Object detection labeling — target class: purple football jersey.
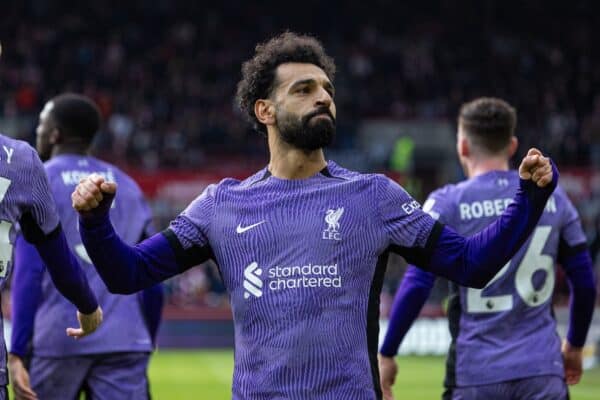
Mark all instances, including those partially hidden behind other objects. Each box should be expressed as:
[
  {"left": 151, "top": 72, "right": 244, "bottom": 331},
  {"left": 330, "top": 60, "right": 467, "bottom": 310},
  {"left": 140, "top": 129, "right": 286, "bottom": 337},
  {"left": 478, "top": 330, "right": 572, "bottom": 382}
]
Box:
[
  {"left": 423, "top": 170, "right": 586, "bottom": 387},
  {"left": 32, "top": 155, "right": 154, "bottom": 356},
  {"left": 0, "top": 134, "right": 60, "bottom": 385},
  {"left": 168, "top": 161, "right": 435, "bottom": 399}
]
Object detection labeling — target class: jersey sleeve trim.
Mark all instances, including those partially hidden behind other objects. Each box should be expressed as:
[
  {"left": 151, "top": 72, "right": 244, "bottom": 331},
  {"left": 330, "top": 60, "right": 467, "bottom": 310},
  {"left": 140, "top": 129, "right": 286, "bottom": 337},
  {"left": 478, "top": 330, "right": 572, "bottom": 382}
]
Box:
[
  {"left": 161, "top": 228, "right": 214, "bottom": 270},
  {"left": 559, "top": 240, "right": 588, "bottom": 259},
  {"left": 389, "top": 221, "right": 444, "bottom": 267},
  {"left": 19, "top": 212, "right": 61, "bottom": 244}
]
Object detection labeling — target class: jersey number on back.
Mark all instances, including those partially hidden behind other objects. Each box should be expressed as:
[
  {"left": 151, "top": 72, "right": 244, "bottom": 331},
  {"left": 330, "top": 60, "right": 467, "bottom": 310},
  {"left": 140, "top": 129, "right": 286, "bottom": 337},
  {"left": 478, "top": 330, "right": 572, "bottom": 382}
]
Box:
[
  {"left": 0, "top": 177, "right": 13, "bottom": 278},
  {"left": 467, "top": 226, "right": 554, "bottom": 313}
]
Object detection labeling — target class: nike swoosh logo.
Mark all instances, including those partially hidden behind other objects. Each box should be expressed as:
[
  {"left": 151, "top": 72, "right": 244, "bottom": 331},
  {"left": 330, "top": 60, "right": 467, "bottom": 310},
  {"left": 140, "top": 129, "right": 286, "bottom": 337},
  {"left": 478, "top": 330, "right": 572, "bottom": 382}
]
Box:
[{"left": 236, "top": 221, "right": 266, "bottom": 234}]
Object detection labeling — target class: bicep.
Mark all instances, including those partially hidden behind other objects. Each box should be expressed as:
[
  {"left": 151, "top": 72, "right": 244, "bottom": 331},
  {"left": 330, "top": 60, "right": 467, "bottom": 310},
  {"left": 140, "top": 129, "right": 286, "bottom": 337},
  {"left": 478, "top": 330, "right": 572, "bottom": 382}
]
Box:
[
  {"left": 23, "top": 152, "right": 60, "bottom": 241},
  {"left": 403, "top": 264, "right": 437, "bottom": 289},
  {"left": 12, "top": 235, "right": 45, "bottom": 291}
]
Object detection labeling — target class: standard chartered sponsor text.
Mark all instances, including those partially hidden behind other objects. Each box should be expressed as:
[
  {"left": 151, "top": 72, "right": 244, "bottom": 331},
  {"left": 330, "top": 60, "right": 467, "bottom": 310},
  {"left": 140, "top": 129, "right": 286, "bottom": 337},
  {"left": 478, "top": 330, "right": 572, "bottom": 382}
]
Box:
[{"left": 268, "top": 263, "right": 341, "bottom": 290}]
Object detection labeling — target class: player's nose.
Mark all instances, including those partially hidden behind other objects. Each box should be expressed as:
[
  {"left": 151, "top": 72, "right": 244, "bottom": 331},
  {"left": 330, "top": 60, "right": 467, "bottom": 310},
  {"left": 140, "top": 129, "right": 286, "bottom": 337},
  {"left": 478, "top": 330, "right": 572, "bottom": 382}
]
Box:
[{"left": 315, "top": 87, "right": 332, "bottom": 108}]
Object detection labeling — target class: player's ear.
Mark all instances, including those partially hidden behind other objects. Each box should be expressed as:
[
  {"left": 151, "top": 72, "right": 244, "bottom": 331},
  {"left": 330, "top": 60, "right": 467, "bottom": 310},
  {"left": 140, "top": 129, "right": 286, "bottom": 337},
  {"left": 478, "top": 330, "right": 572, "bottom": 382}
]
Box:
[
  {"left": 49, "top": 127, "right": 61, "bottom": 145},
  {"left": 255, "top": 99, "right": 275, "bottom": 126},
  {"left": 507, "top": 136, "right": 518, "bottom": 158},
  {"left": 458, "top": 134, "right": 469, "bottom": 158}
]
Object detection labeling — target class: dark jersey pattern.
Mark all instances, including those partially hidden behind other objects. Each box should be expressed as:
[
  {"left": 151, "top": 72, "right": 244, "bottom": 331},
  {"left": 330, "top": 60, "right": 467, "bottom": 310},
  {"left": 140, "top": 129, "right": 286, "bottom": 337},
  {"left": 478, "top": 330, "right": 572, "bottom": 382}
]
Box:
[
  {"left": 422, "top": 170, "right": 587, "bottom": 387},
  {"left": 168, "top": 161, "right": 435, "bottom": 400},
  {"left": 0, "top": 134, "right": 60, "bottom": 385},
  {"left": 17, "top": 155, "right": 154, "bottom": 356}
]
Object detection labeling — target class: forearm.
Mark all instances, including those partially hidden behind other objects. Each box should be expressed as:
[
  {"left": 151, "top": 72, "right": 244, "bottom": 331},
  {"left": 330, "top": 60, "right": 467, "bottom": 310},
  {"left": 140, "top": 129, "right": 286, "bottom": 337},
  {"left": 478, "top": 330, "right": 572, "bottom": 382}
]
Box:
[
  {"left": 380, "top": 266, "right": 435, "bottom": 356},
  {"left": 426, "top": 166, "right": 557, "bottom": 288},
  {"left": 33, "top": 226, "right": 98, "bottom": 314},
  {"left": 10, "top": 236, "right": 43, "bottom": 357},
  {"left": 80, "top": 214, "right": 183, "bottom": 294},
  {"left": 141, "top": 284, "right": 164, "bottom": 345},
  {"left": 564, "top": 250, "right": 597, "bottom": 347}
]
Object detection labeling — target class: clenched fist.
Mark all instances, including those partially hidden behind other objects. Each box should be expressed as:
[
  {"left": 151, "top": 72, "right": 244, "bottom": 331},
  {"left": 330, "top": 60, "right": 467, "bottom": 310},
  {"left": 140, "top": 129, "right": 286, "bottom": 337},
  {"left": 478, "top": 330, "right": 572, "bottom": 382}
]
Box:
[
  {"left": 518, "top": 148, "right": 554, "bottom": 188},
  {"left": 562, "top": 340, "right": 583, "bottom": 385},
  {"left": 72, "top": 174, "right": 117, "bottom": 214}
]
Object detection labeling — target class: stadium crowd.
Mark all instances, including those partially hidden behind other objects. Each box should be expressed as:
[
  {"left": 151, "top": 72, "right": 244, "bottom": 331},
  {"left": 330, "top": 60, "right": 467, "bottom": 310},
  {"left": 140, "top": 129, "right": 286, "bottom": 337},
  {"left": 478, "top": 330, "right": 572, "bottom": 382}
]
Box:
[
  {"left": 1, "top": 1, "right": 599, "bottom": 168},
  {"left": 1, "top": 0, "right": 599, "bottom": 310}
]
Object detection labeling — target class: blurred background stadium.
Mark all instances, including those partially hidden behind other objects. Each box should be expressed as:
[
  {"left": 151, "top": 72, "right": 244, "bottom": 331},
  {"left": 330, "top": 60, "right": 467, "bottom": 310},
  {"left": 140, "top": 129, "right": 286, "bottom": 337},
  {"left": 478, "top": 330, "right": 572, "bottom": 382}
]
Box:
[{"left": 1, "top": 0, "right": 599, "bottom": 398}]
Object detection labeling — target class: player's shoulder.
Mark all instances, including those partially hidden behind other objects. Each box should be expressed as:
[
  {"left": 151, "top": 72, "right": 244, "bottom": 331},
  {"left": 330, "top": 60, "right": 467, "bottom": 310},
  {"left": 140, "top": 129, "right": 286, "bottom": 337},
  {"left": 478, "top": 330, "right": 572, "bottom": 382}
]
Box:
[
  {"left": 234, "top": 167, "right": 272, "bottom": 188},
  {"left": 418, "top": 183, "right": 462, "bottom": 219},
  {"left": 0, "top": 134, "right": 37, "bottom": 160},
  {"left": 325, "top": 161, "right": 368, "bottom": 181},
  {"left": 441, "top": 170, "right": 521, "bottom": 200},
  {"left": 210, "top": 161, "right": 409, "bottom": 194},
  {"left": 428, "top": 177, "right": 484, "bottom": 201},
  {"left": 188, "top": 175, "right": 249, "bottom": 203},
  {"left": 551, "top": 183, "right": 571, "bottom": 202},
  {"left": 324, "top": 162, "right": 399, "bottom": 190},
  {"left": 209, "top": 168, "right": 267, "bottom": 193},
  {"left": 0, "top": 134, "right": 42, "bottom": 173},
  {"left": 428, "top": 182, "right": 462, "bottom": 200},
  {"left": 549, "top": 183, "right": 578, "bottom": 217},
  {"left": 100, "top": 159, "right": 139, "bottom": 189},
  {"left": 326, "top": 162, "right": 419, "bottom": 203},
  {"left": 43, "top": 154, "right": 80, "bottom": 174},
  {"left": 0, "top": 133, "right": 29, "bottom": 149}
]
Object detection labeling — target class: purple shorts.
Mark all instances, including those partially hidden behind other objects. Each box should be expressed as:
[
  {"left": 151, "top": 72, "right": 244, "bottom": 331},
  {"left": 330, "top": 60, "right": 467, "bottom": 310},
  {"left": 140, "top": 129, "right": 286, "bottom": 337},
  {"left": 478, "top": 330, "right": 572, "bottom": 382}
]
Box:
[
  {"left": 30, "top": 352, "right": 150, "bottom": 400},
  {"left": 444, "top": 375, "right": 568, "bottom": 400}
]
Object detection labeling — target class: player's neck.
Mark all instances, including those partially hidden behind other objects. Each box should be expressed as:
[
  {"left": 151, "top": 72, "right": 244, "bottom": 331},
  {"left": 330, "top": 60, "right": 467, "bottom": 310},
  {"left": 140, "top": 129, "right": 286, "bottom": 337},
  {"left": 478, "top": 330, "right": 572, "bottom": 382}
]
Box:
[
  {"left": 267, "top": 132, "right": 327, "bottom": 179},
  {"left": 467, "top": 157, "right": 510, "bottom": 178},
  {"left": 52, "top": 143, "right": 89, "bottom": 158}
]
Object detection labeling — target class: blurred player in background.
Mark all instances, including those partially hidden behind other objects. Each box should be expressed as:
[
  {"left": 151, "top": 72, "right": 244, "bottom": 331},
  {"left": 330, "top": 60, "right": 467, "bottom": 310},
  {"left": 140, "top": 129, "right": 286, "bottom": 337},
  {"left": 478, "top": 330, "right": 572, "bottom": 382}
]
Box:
[
  {"left": 8, "top": 94, "right": 163, "bottom": 400},
  {"left": 0, "top": 136, "right": 102, "bottom": 399},
  {"left": 379, "top": 98, "right": 597, "bottom": 400},
  {"left": 72, "top": 33, "right": 557, "bottom": 399}
]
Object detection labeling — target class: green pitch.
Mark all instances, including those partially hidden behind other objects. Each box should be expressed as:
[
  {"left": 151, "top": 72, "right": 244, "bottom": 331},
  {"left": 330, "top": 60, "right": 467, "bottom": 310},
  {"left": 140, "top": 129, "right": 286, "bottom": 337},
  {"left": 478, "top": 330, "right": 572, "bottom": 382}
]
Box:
[{"left": 148, "top": 350, "right": 600, "bottom": 399}]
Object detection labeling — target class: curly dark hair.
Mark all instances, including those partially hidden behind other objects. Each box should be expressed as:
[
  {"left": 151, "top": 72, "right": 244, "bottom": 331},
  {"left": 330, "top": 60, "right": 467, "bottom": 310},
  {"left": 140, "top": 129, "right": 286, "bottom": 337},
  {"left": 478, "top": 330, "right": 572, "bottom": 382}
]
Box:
[
  {"left": 236, "top": 31, "right": 336, "bottom": 135},
  {"left": 459, "top": 97, "right": 517, "bottom": 153}
]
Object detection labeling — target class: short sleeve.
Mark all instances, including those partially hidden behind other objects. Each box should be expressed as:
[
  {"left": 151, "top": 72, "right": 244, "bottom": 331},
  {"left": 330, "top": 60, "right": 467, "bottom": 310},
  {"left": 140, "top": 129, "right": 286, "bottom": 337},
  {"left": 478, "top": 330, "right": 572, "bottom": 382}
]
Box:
[
  {"left": 377, "top": 176, "right": 436, "bottom": 250},
  {"left": 168, "top": 184, "right": 216, "bottom": 250},
  {"left": 20, "top": 149, "right": 60, "bottom": 242},
  {"left": 421, "top": 186, "right": 455, "bottom": 226}
]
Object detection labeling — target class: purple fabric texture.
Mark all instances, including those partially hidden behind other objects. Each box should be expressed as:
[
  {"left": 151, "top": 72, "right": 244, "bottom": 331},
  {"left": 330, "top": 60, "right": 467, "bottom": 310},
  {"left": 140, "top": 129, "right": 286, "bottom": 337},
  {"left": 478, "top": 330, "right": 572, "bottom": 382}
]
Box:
[
  {"left": 80, "top": 216, "right": 183, "bottom": 293},
  {"left": 13, "top": 154, "right": 160, "bottom": 358},
  {"left": 425, "top": 165, "right": 558, "bottom": 288},
  {"left": 562, "top": 250, "right": 597, "bottom": 347},
  {"left": 10, "top": 235, "right": 44, "bottom": 357},
  {"left": 379, "top": 265, "right": 435, "bottom": 356}
]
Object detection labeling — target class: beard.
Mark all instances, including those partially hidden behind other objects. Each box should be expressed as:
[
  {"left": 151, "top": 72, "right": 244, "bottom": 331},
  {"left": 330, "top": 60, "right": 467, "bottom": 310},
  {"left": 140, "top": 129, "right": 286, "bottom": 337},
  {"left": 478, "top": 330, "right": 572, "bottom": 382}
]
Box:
[{"left": 276, "top": 107, "right": 336, "bottom": 151}]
